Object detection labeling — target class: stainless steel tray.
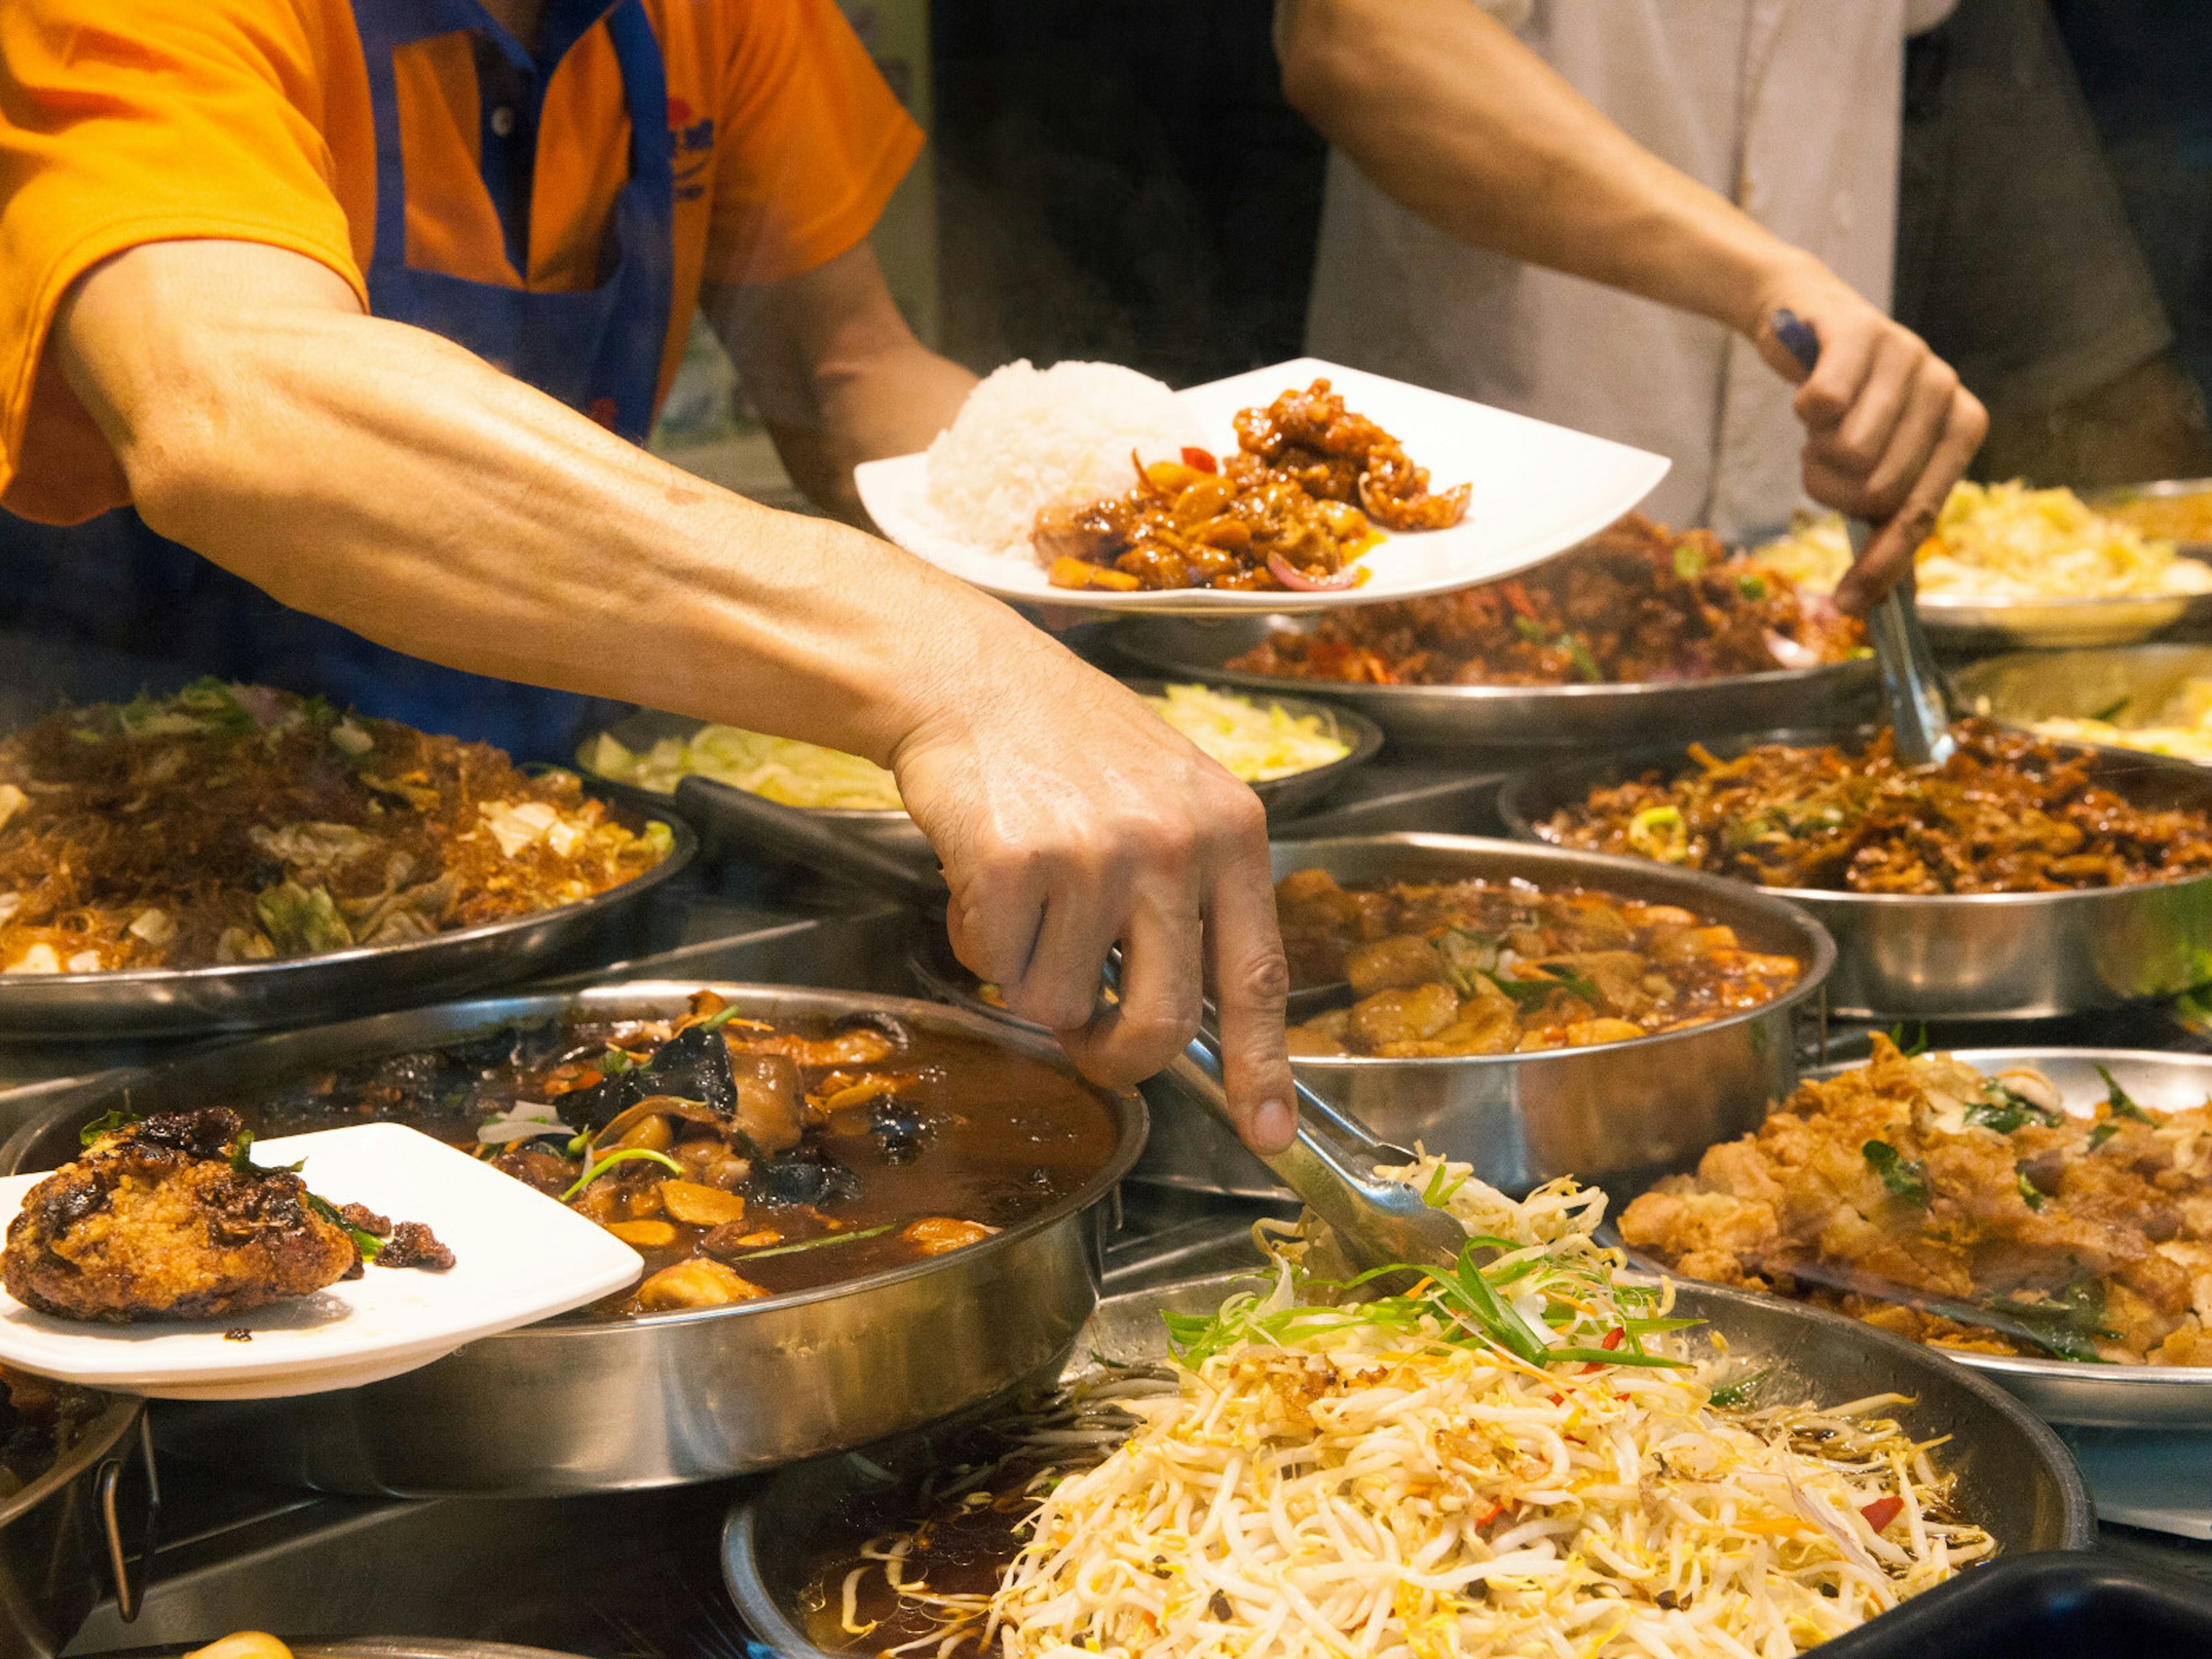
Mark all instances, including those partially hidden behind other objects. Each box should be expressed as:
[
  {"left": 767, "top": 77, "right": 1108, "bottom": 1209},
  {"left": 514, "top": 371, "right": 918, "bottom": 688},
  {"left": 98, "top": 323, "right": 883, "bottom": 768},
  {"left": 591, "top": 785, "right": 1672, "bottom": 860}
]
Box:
[
  {"left": 1956, "top": 644, "right": 2212, "bottom": 757},
  {"left": 721, "top": 1267, "right": 2093, "bottom": 1659},
  {"left": 1112, "top": 613, "right": 1878, "bottom": 748},
  {"left": 581, "top": 688, "right": 1384, "bottom": 863},
  {"left": 1499, "top": 728, "right": 2212, "bottom": 1021},
  {"left": 1, "top": 982, "right": 1143, "bottom": 1495},
  {"left": 1267, "top": 835, "right": 1833, "bottom": 1194},
  {"left": 2085, "top": 475, "right": 2212, "bottom": 558},
  {"left": 1915, "top": 589, "right": 2212, "bottom": 650},
  {"left": 0, "top": 805, "right": 696, "bottom": 1041}
]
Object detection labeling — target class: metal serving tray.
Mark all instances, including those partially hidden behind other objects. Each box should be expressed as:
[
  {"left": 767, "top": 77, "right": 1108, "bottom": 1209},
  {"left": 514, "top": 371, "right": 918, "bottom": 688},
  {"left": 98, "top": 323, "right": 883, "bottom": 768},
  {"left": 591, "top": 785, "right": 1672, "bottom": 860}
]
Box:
[
  {"left": 1955, "top": 644, "right": 2212, "bottom": 757},
  {"left": 1499, "top": 728, "right": 2212, "bottom": 1021},
  {"left": 1267, "top": 835, "right": 1832, "bottom": 1195},
  {"left": 580, "top": 687, "right": 1385, "bottom": 870},
  {"left": 0, "top": 806, "right": 695, "bottom": 1042},
  {"left": 1, "top": 982, "right": 1143, "bottom": 1495},
  {"left": 721, "top": 1267, "right": 2093, "bottom": 1659},
  {"left": 1112, "top": 613, "right": 1878, "bottom": 749}
]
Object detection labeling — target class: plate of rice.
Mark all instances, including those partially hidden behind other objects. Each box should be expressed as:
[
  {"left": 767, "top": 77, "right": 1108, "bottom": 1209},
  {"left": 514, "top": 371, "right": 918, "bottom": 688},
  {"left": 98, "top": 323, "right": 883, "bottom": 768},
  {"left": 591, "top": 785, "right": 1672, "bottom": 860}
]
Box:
[{"left": 858, "top": 357, "right": 1670, "bottom": 613}]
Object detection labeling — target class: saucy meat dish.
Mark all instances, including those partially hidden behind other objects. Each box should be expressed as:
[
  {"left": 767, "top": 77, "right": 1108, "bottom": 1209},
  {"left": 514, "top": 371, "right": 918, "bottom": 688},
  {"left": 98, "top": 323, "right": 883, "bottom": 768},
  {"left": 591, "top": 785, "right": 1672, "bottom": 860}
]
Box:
[
  {"left": 1228, "top": 514, "right": 1861, "bottom": 686},
  {"left": 1033, "top": 380, "right": 1468, "bottom": 593},
  {"left": 1622, "top": 1037, "right": 2212, "bottom": 1366},
  {"left": 1543, "top": 719, "right": 2212, "bottom": 894},
  {"left": 0, "top": 680, "right": 672, "bottom": 975},
  {"left": 1277, "top": 870, "right": 1802, "bottom": 1056},
  {"left": 225, "top": 990, "right": 1120, "bottom": 1316}
]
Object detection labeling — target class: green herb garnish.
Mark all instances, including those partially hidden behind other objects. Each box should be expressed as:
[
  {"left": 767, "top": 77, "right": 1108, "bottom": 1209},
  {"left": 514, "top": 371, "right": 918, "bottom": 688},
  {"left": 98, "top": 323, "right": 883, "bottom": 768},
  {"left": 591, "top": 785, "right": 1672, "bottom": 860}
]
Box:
[
  {"left": 1863, "top": 1140, "right": 1929, "bottom": 1205},
  {"left": 2088, "top": 1122, "right": 2120, "bottom": 1152},
  {"left": 305, "top": 1192, "right": 386, "bottom": 1261},
  {"left": 2016, "top": 1169, "right": 2047, "bottom": 1210},
  {"left": 1494, "top": 968, "right": 1603, "bottom": 1008},
  {"left": 2096, "top": 1064, "right": 2153, "bottom": 1122},
  {"left": 1707, "top": 1366, "right": 1773, "bottom": 1408},
  {"left": 1964, "top": 1085, "right": 2063, "bottom": 1135},
  {"left": 723, "top": 1221, "right": 897, "bottom": 1262},
  {"left": 1559, "top": 633, "right": 1602, "bottom": 683},
  {"left": 2090, "top": 695, "right": 2133, "bottom": 723},
  {"left": 1884, "top": 1023, "right": 1930, "bottom": 1058},
  {"left": 559, "top": 1146, "right": 684, "bottom": 1202},
  {"left": 78, "top": 1108, "right": 142, "bottom": 1149}
]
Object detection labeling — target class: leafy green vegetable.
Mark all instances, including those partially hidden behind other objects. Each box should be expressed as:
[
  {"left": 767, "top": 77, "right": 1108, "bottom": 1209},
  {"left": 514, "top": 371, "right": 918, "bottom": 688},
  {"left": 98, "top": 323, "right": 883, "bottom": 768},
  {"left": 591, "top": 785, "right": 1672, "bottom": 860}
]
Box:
[
  {"left": 1707, "top": 1366, "right": 1773, "bottom": 1408},
  {"left": 78, "top": 1108, "right": 142, "bottom": 1149},
  {"left": 602, "top": 1046, "right": 645, "bottom": 1074},
  {"left": 1984, "top": 1273, "right": 2115, "bottom": 1363},
  {"left": 1493, "top": 968, "right": 1603, "bottom": 1008},
  {"left": 559, "top": 1146, "right": 684, "bottom": 1202},
  {"left": 304, "top": 1192, "right": 386, "bottom": 1261},
  {"left": 254, "top": 882, "right": 354, "bottom": 955},
  {"left": 1964, "top": 1085, "right": 2063, "bottom": 1135},
  {"left": 2016, "top": 1169, "right": 2047, "bottom": 1211},
  {"left": 724, "top": 1221, "right": 898, "bottom": 1262},
  {"left": 1433, "top": 929, "right": 1498, "bottom": 999},
  {"left": 2088, "top": 1122, "right": 2120, "bottom": 1152},
  {"left": 2096, "top": 1064, "right": 2153, "bottom": 1122},
  {"left": 1884, "top": 1022, "right": 1930, "bottom": 1058},
  {"left": 1862, "top": 1140, "right": 1929, "bottom": 1205},
  {"left": 227, "top": 1130, "right": 303, "bottom": 1178}
]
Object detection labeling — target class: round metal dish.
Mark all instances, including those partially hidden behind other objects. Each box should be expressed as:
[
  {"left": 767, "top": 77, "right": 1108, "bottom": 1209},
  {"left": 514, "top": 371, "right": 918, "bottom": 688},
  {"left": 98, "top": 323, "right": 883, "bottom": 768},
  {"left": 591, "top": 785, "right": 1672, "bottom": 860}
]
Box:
[
  {"left": 721, "top": 1267, "right": 2093, "bottom": 1658},
  {"left": 903, "top": 928, "right": 1287, "bottom": 1202},
  {"left": 1, "top": 982, "right": 1144, "bottom": 1496},
  {"left": 1267, "top": 835, "right": 1834, "bottom": 1195},
  {"left": 1914, "top": 590, "right": 2212, "bottom": 651},
  {"left": 0, "top": 805, "right": 695, "bottom": 1042},
  {"left": 1802, "top": 1047, "right": 2212, "bottom": 1430},
  {"left": 1955, "top": 644, "right": 2212, "bottom": 762},
  {"left": 1112, "top": 613, "right": 1878, "bottom": 749},
  {"left": 0, "top": 1393, "right": 147, "bottom": 1657},
  {"left": 1498, "top": 728, "right": 2212, "bottom": 1021},
  {"left": 584, "top": 689, "right": 1382, "bottom": 856}
]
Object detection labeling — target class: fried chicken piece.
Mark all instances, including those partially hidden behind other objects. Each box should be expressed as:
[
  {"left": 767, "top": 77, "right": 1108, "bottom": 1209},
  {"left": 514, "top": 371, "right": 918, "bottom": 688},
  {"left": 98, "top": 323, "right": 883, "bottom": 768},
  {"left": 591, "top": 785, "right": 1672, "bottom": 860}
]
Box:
[{"left": 3, "top": 1108, "right": 358, "bottom": 1323}]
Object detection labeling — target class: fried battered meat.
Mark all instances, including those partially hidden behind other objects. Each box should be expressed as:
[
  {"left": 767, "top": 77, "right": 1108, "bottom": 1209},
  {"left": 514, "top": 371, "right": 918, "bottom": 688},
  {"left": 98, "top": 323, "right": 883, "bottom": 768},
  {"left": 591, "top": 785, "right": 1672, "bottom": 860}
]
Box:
[
  {"left": 2, "top": 1108, "right": 359, "bottom": 1323},
  {"left": 1621, "top": 1037, "right": 2212, "bottom": 1365}
]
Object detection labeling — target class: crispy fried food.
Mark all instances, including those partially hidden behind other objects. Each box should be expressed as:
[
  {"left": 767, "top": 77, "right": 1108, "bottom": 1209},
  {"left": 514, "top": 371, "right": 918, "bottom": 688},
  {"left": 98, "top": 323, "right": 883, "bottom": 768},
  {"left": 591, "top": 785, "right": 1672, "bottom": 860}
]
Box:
[
  {"left": 376, "top": 1221, "right": 454, "bottom": 1271},
  {"left": 1277, "top": 870, "right": 1801, "bottom": 1057},
  {"left": 1545, "top": 718, "right": 2212, "bottom": 894},
  {"left": 2, "top": 1108, "right": 358, "bottom": 1323},
  {"left": 1035, "top": 379, "right": 1467, "bottom": 592},
  {"left": 0, "top": 679, "right": 671, "bottom": 975},
  {"left": 1228, "top": 514, "right": 1862, "bottom": 686},
  {"left": 1621, "top": 1036, "right": 2212, "bottom": 1363}
]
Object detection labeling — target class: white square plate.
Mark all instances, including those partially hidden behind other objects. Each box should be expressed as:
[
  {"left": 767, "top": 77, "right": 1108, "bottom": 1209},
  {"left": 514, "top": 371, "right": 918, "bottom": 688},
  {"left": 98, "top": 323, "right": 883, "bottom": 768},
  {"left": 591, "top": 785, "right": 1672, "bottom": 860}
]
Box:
[
  {"left": 854, "top": 357, "right": 1670, "bottom": 615},
  {"left": 0, "top": 1123, "right": 641, "bottom": 1399}
]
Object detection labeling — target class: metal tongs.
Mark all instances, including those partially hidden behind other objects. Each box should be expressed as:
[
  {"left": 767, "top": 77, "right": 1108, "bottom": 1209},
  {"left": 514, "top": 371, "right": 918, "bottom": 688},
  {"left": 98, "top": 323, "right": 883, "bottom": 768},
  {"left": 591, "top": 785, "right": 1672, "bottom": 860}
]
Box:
[
  {"left": 1771, "top": 312, "right": 1955, "bottom": 768},
  {"left": 691, "top": 779, "right": 1464, "bottom": 1270}
]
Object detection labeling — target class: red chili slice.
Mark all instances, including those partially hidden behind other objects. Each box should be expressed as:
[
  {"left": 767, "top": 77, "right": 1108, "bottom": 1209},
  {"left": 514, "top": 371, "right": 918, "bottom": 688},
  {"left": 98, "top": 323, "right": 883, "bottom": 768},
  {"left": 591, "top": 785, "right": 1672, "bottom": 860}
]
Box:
[
  {"left": 1859, "top": 1496, "right": 1904, "bottom": 1532},
  {"left": 1181, "top": 446, "right": 1218, "bottom": 474},
  {"left": 1581, "top": 1325, "right": 1627, "bottom": 1373}
]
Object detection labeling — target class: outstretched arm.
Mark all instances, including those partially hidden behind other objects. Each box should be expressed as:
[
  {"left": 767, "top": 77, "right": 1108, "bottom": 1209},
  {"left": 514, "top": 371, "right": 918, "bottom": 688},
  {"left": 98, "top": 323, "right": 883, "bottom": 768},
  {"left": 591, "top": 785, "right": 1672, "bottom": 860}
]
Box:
[
  {"left": 1275, "top": 0, "right": 1987, "bottom": 610},
  {"left": 48, "top": 237, "right": 1296, "bottom": 1150}
]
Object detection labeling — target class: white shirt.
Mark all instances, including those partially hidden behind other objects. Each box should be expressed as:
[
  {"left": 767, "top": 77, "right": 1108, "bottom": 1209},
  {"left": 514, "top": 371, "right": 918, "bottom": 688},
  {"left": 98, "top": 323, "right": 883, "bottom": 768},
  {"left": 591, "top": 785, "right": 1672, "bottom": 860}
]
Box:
[{"left": 1305, "top": 0, "right": 1957, "bottom": 543}]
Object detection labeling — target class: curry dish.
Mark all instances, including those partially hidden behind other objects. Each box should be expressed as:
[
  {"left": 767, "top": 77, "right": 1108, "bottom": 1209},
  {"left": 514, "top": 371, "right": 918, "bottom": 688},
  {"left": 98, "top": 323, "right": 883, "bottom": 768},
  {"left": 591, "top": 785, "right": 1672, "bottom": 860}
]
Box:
[
  {"left": 1035, "top": 380, "right": 1468, "bottom": 593},
  {"left": 228, "top": 990, "right": 1120, "bottom": 1316},
  {"left": 1622, "top": 1037, "right": 2212, "bottom": 1366},
  {"left": 1541, "top": 719, "right": 2212, "bottom": 894},
  {"left": 1277, "top": 869, "right": 1802, "bottom": 1056},
  {"left": 1229, "top": 514, "right": 1861, "bottom": 686},
  {"left": 0, "top": 680, "right": 672, "bottom": 975}
]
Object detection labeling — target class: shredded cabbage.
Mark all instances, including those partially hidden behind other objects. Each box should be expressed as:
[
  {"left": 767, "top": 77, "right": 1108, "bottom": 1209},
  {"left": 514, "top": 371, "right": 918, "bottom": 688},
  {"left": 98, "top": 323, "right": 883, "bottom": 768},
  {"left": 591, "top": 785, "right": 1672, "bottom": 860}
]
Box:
[{"left": 581, "top": 685, "right": 1350, "bottom": 810}]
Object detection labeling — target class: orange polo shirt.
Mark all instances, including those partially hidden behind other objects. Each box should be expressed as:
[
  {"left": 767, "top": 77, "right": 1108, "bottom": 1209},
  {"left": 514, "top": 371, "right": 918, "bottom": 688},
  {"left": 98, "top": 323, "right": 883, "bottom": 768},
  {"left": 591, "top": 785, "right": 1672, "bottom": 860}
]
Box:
[{"left": 0, "top": 0, "right": 922, "bottom": 524}]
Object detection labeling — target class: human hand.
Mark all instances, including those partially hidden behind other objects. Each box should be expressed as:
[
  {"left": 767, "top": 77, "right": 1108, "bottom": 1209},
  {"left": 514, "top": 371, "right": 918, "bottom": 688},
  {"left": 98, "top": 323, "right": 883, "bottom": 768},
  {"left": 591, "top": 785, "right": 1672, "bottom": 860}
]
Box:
[
  {"left": 1750, "top": 259, "right": 1987, "bottom": 615},
  {"left": 891, "top": 640, "right": 1296, "bottom": 1153}
]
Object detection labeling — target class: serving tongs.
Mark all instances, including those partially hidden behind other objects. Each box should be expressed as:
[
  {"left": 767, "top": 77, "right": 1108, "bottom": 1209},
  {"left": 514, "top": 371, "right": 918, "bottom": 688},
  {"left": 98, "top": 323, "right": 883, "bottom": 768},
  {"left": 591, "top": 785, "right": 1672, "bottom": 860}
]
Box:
[{"left": 1772, "top": 312, "right": 1955, "bottom": 768}]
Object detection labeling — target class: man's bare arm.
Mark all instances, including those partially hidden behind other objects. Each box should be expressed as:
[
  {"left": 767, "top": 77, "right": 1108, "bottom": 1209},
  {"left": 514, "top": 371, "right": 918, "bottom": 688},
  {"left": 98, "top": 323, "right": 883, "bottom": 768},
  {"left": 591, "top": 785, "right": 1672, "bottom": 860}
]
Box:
[
  {"left": 49, "top": 237, "right": 1295, "bottom": 1150},
  {"left": 703, "top": 243, "right": 976, "bottom": 524},
  {"left": 1275, "top": 0, "right": 1987, "bottom": 609}
]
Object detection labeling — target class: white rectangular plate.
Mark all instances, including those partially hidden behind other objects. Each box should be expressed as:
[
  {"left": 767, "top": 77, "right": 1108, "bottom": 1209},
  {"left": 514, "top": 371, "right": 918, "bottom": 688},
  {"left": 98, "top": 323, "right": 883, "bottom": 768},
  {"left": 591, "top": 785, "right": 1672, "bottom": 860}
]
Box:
[
  {"left": 855, "top": 357, "right": 1669, "bottom": 615},
  {"left": 0, "top": 1123, "right": 641, "bottom": 1399}
]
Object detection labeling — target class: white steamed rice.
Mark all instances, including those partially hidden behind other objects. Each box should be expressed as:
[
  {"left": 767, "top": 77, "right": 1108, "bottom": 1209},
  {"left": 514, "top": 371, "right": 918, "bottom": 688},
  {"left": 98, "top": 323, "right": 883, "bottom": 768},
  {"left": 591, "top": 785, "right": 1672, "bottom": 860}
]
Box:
[{"left": 923, "top": 359, "right": 1204, "bottom": 562}]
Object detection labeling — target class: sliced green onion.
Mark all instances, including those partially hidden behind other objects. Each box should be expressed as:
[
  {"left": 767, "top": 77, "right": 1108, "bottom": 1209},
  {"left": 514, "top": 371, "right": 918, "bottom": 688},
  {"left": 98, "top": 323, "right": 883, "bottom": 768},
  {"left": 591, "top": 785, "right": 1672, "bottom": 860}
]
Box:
[{"left": 560, "top": 1146, "right": 683, "bottom": 1202}]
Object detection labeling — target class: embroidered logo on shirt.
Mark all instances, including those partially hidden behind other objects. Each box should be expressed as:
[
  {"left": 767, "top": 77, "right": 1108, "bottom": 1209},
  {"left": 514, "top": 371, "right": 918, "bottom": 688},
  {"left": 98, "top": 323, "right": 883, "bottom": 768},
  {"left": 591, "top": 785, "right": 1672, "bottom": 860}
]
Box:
[{"left": 665, "top": 96, "right": 714, "bottom": 201}]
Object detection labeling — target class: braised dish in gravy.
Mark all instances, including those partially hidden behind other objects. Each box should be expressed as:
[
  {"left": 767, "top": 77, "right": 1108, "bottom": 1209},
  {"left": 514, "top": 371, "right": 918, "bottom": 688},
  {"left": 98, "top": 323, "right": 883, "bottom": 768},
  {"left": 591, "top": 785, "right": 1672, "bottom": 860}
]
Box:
[
  {"left": 1035, "top": 379, "right": 1468, "bottom": 593},
  {"left": 221, "top": 990, "right": 1119, "bottom": 1315},
  {"left": 1278, "top": 870, "right": 1802, "bottom": 1056},
  {"left": 0, "top": 680, "right": 671, "bottom": 975},
  {"left": 1623, "top": 1038, "right": 2212, "bottom": 1366},
  {"left": 1229, "top": 514, "right": 1861, "bottom": 686},
  {"left": 1541, "top": 719, "right": 2212, "bottom": 895}
]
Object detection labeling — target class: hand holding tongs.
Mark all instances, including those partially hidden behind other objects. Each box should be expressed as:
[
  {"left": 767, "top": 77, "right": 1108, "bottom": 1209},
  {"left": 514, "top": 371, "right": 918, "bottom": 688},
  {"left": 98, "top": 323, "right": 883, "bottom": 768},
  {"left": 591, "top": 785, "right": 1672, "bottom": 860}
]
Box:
[{"left": 1771, "top": 311, "right": 1955, "bottom": 768}]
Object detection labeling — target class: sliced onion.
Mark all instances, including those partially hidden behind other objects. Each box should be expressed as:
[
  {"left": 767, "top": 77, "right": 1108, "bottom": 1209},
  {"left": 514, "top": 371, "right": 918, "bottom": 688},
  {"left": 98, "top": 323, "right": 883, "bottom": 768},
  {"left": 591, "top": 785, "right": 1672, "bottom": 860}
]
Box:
[
  {"left": 1267, "top": 552, "right": 1364, "bottom": 592},
  {"left": 1763, "top": 630, "right": 1823, "bottom": 671}
]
